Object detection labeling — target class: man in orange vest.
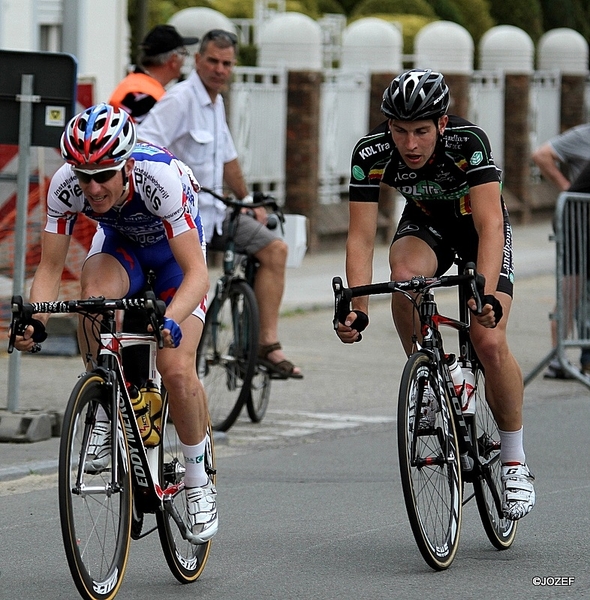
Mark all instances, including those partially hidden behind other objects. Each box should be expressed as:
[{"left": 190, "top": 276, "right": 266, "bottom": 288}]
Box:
[{"left": 109, "top": 24, "right": 199, "bottom": 123}]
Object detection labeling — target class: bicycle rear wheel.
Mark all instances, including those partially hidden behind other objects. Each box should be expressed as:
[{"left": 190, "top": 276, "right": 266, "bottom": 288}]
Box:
[
  {"left": 58, "top": 373, "right": 132, "bottom": 600},
  {"left": 471, "top": 367, "right": 518, "bottom": 549},
  {"left": 157, "top": 395, "right": 215, "bottom": 583},
  {"left": 246, "top": 365, "right": 271, "bottom": 423},
  {"left": 197, "top": 279, "right": 259, "bottom": 431},
  {"left": 397, "top": 352, "right": 462, "bottom": 570}
]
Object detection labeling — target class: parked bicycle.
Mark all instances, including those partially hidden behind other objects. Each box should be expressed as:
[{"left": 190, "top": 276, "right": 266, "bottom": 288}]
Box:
[
  {"left": 332, "top": 262, "right": 517, "bottom": 570},
  {"left": 196, "top": 188, "right": 285, "bottom": 431},
  {"left": 8, "top": 292, "right": 215, "bottom": 600}
]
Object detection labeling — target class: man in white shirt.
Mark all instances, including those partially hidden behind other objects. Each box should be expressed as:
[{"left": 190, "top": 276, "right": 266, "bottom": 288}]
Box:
[{"left": 139, "top": 29, "right": 302, "bottom": 379}]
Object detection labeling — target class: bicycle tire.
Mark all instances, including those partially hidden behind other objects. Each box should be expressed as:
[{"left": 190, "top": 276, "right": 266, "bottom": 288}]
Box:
[
  {"left": 471, "top": 367, "right": 518, "bottom": 549},
  {"left": 58, "top": 372, "right": 132, "bottom": 600},
  {"left": 156, "top": 394, "right": 215, "bottom": 583},
  {"left": 197, "top": 279, "right": 259, "bottom": 431},
  {"left": 246, "top": 365, "right": 271, "bottom": 423},
  {"left": 397, "top": 352, "right": 462, "bottom": 570}
]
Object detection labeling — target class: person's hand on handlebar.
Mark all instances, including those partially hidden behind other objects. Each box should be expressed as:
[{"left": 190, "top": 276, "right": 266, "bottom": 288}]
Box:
[
  {"left": 468, "top": 294, "right": 503, "bottom": 328},
  {"left": 9, "top": 317, "right": 47, "bottom": 352},
  {"left": 243, "top": 205, "right": 268, "bottom": 226},
  {"left": 336, "top": 310, "right": 369, "bottom": 343},
  {"left": 160, "top": 317, "right": 183, "bottom": 348}
]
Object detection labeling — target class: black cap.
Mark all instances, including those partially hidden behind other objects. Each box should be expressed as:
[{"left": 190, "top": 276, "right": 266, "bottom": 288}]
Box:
[{"left": 140, "top": 24, "right": 199, "bottom": 57}]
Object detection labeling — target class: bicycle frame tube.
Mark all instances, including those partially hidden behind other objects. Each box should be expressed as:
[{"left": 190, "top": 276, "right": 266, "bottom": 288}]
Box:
[
  {"left": 418, "top": 291, "right": 472, "bottom": 452},
  {"left": 97, "top": 329, "right": 168, "bottom": 509}
]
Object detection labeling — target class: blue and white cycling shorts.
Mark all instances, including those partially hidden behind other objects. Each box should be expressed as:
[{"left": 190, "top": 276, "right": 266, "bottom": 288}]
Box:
[{"left": 86, "top": 226, "right": 207, "bottom": 322}]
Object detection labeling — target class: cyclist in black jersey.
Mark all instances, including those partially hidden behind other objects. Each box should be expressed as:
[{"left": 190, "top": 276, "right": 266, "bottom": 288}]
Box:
[{"left": 337, "top": 69, "right": 535, "bottom": 521}]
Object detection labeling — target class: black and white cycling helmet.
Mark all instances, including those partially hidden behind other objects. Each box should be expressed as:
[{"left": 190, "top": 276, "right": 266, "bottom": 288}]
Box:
[{"left": 381, "top": 69, "right": 450, "bottom": 121}]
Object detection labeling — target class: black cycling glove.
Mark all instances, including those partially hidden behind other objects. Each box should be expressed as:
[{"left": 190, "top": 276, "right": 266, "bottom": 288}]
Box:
[
  {"left": 483, "top": 294, "right": 503, "bottom": 327},
  {"left": 27, "top": 318, "right": 48, "bottom": 343}
]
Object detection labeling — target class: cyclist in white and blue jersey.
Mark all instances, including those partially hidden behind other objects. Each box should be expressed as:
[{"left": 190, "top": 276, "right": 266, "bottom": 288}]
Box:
[{"left": 11, "top": 103, "right": 218, "bottom": 543}]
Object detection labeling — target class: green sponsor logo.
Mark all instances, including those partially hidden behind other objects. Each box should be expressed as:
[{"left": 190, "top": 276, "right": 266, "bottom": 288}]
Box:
[
  {"left": 352, "top": 165, "right": 365, "bottom": 180},
  {"left": 470, "top": 151, "right": 483, "bottom": 166}
]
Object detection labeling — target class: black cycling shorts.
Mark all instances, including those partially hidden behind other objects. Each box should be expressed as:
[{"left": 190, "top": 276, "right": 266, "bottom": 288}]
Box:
[{"left": 391, "top": 203, "right": 514, "bottom": 297}]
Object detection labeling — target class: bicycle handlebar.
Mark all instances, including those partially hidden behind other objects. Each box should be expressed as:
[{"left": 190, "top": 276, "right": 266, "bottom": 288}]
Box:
[
  {"left": 332, "top": 262, "right": 486, "bottom": 331},
  {"left": 199, "top": 187, "right": 283, "bottom": 216},
  {"left": 7, "top": 292, "right": 167, "bottom": 354}
]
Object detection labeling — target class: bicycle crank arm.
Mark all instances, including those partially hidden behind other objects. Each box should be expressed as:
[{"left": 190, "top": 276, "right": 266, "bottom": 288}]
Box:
[{"left": 162, "top": 495, "right": 203, "bottom": 545}]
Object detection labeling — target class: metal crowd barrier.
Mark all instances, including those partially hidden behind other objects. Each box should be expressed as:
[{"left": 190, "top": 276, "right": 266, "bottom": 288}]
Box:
[{"left": 524, "top": 191, "right": 590, "bottom": 388}]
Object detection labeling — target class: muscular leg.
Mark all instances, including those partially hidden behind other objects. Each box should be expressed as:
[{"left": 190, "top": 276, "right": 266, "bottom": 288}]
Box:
[
  {"left": 78, "top": 253, "right": 130, "bottom": 363},
  {"left": 389, "top": 236, "right": 438, "bottom": 356},
  {"left": 253, "top": 238, "right": 301, "bottom": 374},
  {"left": 469, "top": 292, "right": 524, "bottom": 432},
  {"left": 157, "top": 314, "right": 208, "bottom": 443}
]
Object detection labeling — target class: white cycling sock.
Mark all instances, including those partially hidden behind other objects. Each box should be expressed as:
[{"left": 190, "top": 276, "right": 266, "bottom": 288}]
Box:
[
  {"left": 181, "top": 437, "right": 208, "bottom": 487},
  {"left": 499, "top": 427, "right": 526, "bottom": 465}
]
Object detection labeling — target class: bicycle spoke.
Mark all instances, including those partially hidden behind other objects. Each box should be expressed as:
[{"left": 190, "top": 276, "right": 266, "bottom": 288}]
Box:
[
  {"left": 398, "top": 353, "right": 462, "bottom": 570},
  {"left": 472, "top": 368, "right": 518, "bottom": 549}
]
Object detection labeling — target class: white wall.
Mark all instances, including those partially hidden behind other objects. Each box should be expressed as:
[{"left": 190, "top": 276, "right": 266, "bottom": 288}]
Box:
[
  {"left": 0, "top": 0, "right": 35, "bottom": 50},
  {"left": 73, "top": 0, "right": 129, "bottom": 103},
  {"left": 0, "top": 0, "right": 128, "bottom": 105}
]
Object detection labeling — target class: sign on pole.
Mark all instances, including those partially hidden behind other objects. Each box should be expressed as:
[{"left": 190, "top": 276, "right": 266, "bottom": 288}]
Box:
[{"left": 0, "top": 50, "right": 77, "bottom": 412}]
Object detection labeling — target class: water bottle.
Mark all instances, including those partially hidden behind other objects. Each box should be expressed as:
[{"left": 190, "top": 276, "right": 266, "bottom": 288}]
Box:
[
  {"left": 140, "top": 381, "right": 163, "bottom": 446},
  {"left": 459, "top": 360, "right": 476, "bottom": 415},
  {"left": 446, "top": 354, "right": 476, "bottom": 414},
  {"left": 446, "top": 354, "right": 464, "bottom": 399},
  {"left": 130, "top": 381, "right": 162, "bottom": 446}
]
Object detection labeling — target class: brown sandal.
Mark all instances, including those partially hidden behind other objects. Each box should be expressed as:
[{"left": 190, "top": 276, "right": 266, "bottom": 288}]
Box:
[{"left": 258, "top": 342, "right": 303, "bottom": 379}]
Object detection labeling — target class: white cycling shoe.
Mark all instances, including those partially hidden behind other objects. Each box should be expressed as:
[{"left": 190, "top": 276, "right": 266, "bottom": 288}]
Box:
[
  {"left": 501, "top": 463, "right": 536, "bottom": 520},
  {"left": 186, "top": 480, "right": 218, "bottom": 544},
  {"left": 85, "top": 422, "right": 111, "bottom": 474}
]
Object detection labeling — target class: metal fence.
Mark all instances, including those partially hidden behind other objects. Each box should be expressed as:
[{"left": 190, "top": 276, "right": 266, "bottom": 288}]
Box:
[
  {"left": 525, "top": 191, "right": 590, "bottom": 388},
  {"left": 319, "top": 69, "right": 369, "bottom": 204},
  {"left": 230, "top": 66, "right": 288, "bottom": 202}
]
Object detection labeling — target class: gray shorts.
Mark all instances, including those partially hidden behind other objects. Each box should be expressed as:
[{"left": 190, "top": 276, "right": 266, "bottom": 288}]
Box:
[{"left": 208, "top": 209, "right": 279, "bottom": 255}]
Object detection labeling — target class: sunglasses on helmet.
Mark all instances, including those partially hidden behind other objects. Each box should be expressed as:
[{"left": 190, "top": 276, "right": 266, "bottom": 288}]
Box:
[
  {"left": 73, "top": 161, "right": 127, "bottom": 184},
  {"left": 202, "top": 29, "right": 238, "bottom": 46}
]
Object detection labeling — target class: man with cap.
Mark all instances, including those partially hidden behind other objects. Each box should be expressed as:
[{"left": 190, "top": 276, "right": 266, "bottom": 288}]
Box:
[{"left": 109, "top": 24, "right": 199, "bottom": 123}]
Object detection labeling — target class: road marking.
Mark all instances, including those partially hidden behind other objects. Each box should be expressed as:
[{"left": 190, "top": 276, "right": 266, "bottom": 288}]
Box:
[{"left": 215, "top": 410, "right": 395, "bottom": 456}]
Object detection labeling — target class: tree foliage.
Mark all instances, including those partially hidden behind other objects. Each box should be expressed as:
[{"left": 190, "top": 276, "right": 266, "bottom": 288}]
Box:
[
  {"left": 539, "top": 0, "right": 590, "bottom": 42},
  {"left": 128, "top": 0, "right": 590, "bottom": 67},
  {"left": 445, "top": 0, "right": 494, "bottom": 45},
  {"left": 351, "top": 0, "right": 436, "bottom": 19},
  {"left": 489, "top": 0, "right": 544, "bottom": 43},
  {"left": 424, "top": 0, "right": 465, "bottom": 27}
]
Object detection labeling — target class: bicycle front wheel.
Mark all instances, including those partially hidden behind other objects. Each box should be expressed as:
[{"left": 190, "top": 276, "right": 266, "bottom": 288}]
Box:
[
  {"left": 197, "top": 280, "right": 259, "bottom": 431},
  {"left": 58, "top": 373, "right": 132, "bottom": 600},
  {"left": 246, "top": 365, "right": 271, "bottom": 423},
  {"left": 471, "top": 367, "right": 518, "bottom": 549},
  {"left": 157, "top": 395, "right": 215, "bottom": 583},
  {"left": 397, "top": 352, "right": 462, "bottom": 571}
]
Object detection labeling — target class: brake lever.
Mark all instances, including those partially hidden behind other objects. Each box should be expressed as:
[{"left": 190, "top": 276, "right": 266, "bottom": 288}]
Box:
[
  {"left": 332, "top": 277, "right": 348, "bottom": 330},
  {"left": 145, "top": 291, "right": 166, "bottom": 349},
  {"left": 464, "top": 262, "right": 485, "bottom": 315},
  {"left": 8, "top": 295, "right": 24, "bottom": 354}
]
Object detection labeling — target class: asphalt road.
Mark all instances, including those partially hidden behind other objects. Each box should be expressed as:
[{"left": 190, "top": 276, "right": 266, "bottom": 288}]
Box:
[{"left": 1, "top": 274, "right": 590, "bottom": 599}]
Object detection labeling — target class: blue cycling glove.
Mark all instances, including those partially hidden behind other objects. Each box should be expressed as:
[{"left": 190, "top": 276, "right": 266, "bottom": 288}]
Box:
[{"left": 162, "top": 317, "right": 182, "bottom": 347}]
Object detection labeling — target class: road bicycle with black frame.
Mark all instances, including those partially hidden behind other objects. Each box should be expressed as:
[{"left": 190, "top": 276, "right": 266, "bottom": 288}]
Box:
[
  {"left": 332, "top": 262, "right": 517, "bottom": 570},
  {"left": 8, "top": 291, "right": 215, "bottom": 600},
  {"left": 196, "top": 188, "right": 285, "bottom": 431}
]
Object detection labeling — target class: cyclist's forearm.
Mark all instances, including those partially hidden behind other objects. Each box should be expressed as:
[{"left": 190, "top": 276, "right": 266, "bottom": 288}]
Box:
[{"left": 345, "top": 249, "right": 373, "bottom": 313}]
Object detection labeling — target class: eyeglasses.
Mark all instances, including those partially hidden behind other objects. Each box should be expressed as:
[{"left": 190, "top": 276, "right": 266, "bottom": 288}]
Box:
[
  {"left": 175, "top": 47, "right": 189, "bottom": 57},
  {"left": 202, "top": 29, "right": 238, "bottom": 46},
  {"left": 74, "top": 161, "right": 126, "bottom": 184}
]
